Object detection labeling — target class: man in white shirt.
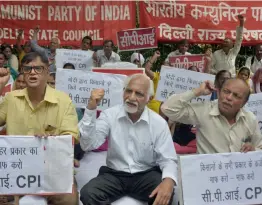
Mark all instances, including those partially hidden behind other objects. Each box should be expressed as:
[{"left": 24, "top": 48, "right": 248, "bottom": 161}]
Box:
[
  {"left": 245, "top": 44, "right": 262, "bottom": 75},
  {"left": 164, "top": 39, "right": 191, "bottom": 65},
  {"left": 211, "top": 15, "right": 245, "bottom": 75},
  {"left": 93, "top": 40, "right": 121, "bottom": 67},
  {"left": 161, "top": 78, "right": 262, "bottom": 154},
  {"left": 79, "top": 74, "right": 177, "bottom": 205}
]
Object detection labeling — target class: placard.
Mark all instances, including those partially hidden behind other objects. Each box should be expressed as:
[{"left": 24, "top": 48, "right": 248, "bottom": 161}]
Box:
[
  {"left": 117, "top": 27, "right": 157, "bottom": 51},
  {"left": 55, "top": 49, "right": 94, "bottom": 71},
  {"left": 180, "top": 152, "right": 262, "bottom": 205},
  {"left": 55, "top": 69, "right": 126, "bottom": 110},
  {"left": 155, "top": 66, "right": 215, "bottom": 102},
  {"left": 0, "top": 135, "right": 73, "bottom": 194},
  {"left": 245, "top": 93, "right": 262, "bottom": 133},
  {"left": 169, "top": 55, "right": 205, "bottom": 71}
]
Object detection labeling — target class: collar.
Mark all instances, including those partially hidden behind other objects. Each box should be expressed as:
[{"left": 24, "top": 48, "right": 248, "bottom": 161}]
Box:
[
  {"left": 13, "top": 85, "right": 58, "bottom": 104},
  {"left": 209, "top": 101, "right": 245, "bottom": 120},
  {"left": 117, "top": 105, "right": 149, "bottom": 124},
  {"left": 101, "top": 50, "right": 116, "bottom": 59}
]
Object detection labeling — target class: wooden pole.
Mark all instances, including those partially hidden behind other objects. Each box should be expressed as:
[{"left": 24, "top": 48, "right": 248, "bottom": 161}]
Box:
[{"left": 14, "top": 196, "right": 19, "bottom": 205}]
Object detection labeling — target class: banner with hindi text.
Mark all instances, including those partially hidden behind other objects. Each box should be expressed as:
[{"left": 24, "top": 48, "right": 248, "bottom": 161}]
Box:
[
  {"left": 0, "top": 135, "right": 73, "bottom": 194},
  {"left": 117, "top": 27, "right": 157, "bottom": 51},
  {"left": 139, "top": 1, "right": 262, "bottom": 45},
  {"left": 155, "top": 66, "right": 214, "bottom": 102},
  {"left": 0, "top": 1, "right": 136, "bottom": 46},
  {"left": 180, "top": 152, "right": 262, "bottom": 205}
]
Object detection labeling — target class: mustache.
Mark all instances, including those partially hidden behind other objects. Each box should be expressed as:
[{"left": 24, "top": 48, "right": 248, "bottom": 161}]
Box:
[{"left": 125, "top": 100, "right": 138, "bottom": 106}]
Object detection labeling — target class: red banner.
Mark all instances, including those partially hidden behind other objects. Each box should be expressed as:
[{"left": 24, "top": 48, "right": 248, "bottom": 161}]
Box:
[
  {"left": 0, "top": 1, "right": 136, "bottom": 46},
  {"left": 117, "top": 27, "right": 157, "bottom": 51},
  {"left": 92, "top": 68, "right": 145, "bottom": 76},
  {"left": 169, "top": 55, "right": 205, "bottom": 71},
  {"left": 139, "top": 1, "right": 262, "bottom": 45}
]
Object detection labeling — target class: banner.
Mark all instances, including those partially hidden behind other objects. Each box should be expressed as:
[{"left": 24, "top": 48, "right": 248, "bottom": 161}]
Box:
[
  {"left": 117, "top": 27, "right": 157, "bottom": 51},
  {"left": 180, "top": 152, "right": 262, "bottom": 205},
  {"left": 0, "top": 135, "right": 73, "bottom": 194},
  {"left": 169, "top": 55, "right": 205, "bottom": 71},
  {"left": 155, "top": 66, "right": 214, "bottom": 102},
  {"left": 139, "top": 1, "right": 262, "bottom": 45},
  {"left": 55, "top": 49, "right": 94, "bottom": 71},
  {"left": 92, "top": 67, "right": 145, "bottom": 76},
  {"left": 245, "top": 93, "right": 262, "bottom": 133},
  {"left": 55, "top": 69, "right": 126, "bottom": 110},
  {"left": 0, "top": 1, "right": 136, "bottom": 46}
]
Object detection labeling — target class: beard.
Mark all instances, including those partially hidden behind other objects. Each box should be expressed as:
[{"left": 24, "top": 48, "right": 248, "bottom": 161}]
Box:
[{"left": 124, "top": 100, "right": 138, "bottom": 114}]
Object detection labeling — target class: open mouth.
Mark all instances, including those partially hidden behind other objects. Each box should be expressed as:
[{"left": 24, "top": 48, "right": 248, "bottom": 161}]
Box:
[
  {"left": 126, "top": 101, "right": 137, "bottom": 107},
  {"left": 222, "top": 102, "right": 232, "bottom": 109},
  {"left": 28, "top": 77, "right": 38, "bottom": 83}
]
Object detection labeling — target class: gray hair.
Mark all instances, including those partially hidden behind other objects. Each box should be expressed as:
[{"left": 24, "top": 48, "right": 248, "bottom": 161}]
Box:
[{"left": 123, "top": 74, "right": 154, "bottom": 99}]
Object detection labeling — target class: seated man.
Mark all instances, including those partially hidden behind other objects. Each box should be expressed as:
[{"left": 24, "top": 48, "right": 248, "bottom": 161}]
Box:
[
  {"left": 79, "top": 74, "right": 178, "bottom": 205},
  {"left": 0, "top": 52, "right": 79, "bottom": 205},
  {"left": 162, "top": 78, "right": 262, "bottom": 154}
]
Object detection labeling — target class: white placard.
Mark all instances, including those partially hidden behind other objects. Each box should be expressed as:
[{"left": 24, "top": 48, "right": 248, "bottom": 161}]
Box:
[
  {"left": 180, "top": 152, "right": 262, "bottom": 205},
  {"left": 55, "top": 69, "right": 126, "bottom": 110},
  {"left": 245, "top": 93, "right": 262, "bottom": 132},
  {"left": 55, "top": 49, "right": 94, "bottom": 71},
  {"left": 0, "top": 135, "right": 73, "bottom": 194},
  {"left": 156, "top": 66, "right": 215, "bottom": 102}
]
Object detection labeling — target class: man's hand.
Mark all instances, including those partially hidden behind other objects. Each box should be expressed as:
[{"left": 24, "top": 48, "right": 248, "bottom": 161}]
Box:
[
  {"left": 154, "top": 51, "right": 161, "bottom": 58},
  {"left": 238, "top": 14, "right": 245, "bottom": 27},
  {"left": 194, "top": 81, "right": 215, "bottom": 97},
  {"left": 241, "top": 143, "right": 255, "bottom": 153},
  {"left": 0, "top": 68, "right": 10, "bottom": 92},
  {"left": 18, "top": 29, "right": 24, "bottom": 36},
  {"left": 34, "top": 25, "right": 40, "bottom": 34},
  {"left": 88, "top": 89, "right": 105, "bottom": 110},
  {"left": 149, "top": 178, "right": 175, "bottom": 205}
]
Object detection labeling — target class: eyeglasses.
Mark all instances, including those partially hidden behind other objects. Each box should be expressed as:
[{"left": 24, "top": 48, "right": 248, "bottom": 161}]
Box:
[{"left": 21, "top": 66, "right": 46, "bottom": 74}]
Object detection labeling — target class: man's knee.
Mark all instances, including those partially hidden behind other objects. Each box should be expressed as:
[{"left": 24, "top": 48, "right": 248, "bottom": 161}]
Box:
[{"left": 80, "top": 179, "right": 100, "bottom": 204}]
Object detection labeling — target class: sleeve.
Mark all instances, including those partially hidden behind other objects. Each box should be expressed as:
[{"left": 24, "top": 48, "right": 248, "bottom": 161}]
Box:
[
  {"left": 60, "top": 101, "right": 79, "bottom": 143},
  {"left": 232, "top": 26, "right": 243, "bottom": 55},
  {"left": 245, "top": 57, "right": 252, "bottom": 69},
  {"left": 78, "top": 108, "right": 109, "bottom": 151},
  {"left": 10, "top": 55, "right": 19, "bottom": 72},
  {"left": 0, "top": 94, "right": 9, "bottom": 127},
  {"left": 155, "top": 121, "right": 178, "bottom": 183},
  {"left": 161, "top": 90, "right": 202, "bottom": 125},
  {"left": 211, "top": 53, "right": 218, "bottom": 74},
  {"left": 115, "top": 53, "right": 121, "bottom": 62},
  {"left": 30, "top": 40, "right": 46, "bottom": 54}
]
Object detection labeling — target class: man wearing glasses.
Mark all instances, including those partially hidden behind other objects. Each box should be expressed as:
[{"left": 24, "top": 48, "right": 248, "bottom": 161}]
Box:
[{"left": 0, "top": 52, "right": 79, "bottom": 205}]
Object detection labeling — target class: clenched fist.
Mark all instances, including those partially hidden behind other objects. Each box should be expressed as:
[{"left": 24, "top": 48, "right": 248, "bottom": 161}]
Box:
[
  {"left": 88, "top": 89, "right": 105, "bottom": 110},
  {"left": 0, "top": 68, "right": 10, "bottom": 92}
]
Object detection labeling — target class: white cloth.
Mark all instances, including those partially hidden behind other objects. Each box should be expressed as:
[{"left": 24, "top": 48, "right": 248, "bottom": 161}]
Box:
[
  {"left": 19, "top": 195, "right": 47, "bottom": 205},
  {"left": 245, "top": 56, "right": 262, "bottom": 74},
  {"left": 130, "top": 53, "right": 145, "bottom": 65},
  {"left": 101, "top": 62, "right": 138, "bottom": 68},
  {"left": 211, "top": 26, "right": 243, "bottom": 75},
  {"left": 164, "top": 50, "right": 191, "bottom": 64},
  {"left": 79, "top": 105, "right": 178, "bottom": 183},
  {"left": 96, "top": 50, "right": 121, "bottom": 67}
]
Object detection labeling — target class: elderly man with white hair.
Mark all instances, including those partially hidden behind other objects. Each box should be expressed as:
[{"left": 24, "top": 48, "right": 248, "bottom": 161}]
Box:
[{"left": 79, "top": 74, "right": 178, "bottom": 205}]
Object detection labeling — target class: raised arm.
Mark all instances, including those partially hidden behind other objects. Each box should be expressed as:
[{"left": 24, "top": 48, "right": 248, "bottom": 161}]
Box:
[
  {"left": 30, "top": 26, "right": 46, "bottom": 54},
  {"left": 78, "top": 89, "right": 109, "bottom": 151},
  {"left": 16, "top": 29, "right": 24, "bottom": 54},
  {"left": 232, "top": 15, "right": 244, "bottom": 55},
  {"left": 161, "top": 81, "right": 215, "bottom": 125},
  {"left": 145, "top": 51, "right": 160, "bottom": 80}
]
